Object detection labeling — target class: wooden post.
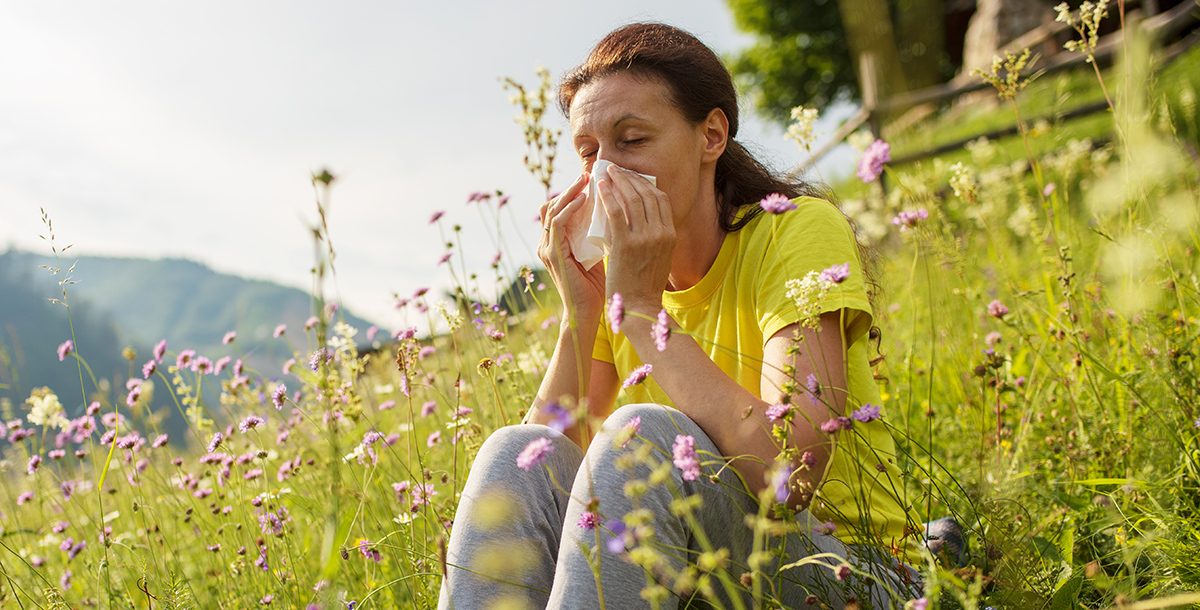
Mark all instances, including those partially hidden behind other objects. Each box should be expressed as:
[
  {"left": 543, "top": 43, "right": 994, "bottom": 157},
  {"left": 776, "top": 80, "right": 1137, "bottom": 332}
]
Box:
[{"left": 858, "top": 52, "right": 887, "bottom": 194}]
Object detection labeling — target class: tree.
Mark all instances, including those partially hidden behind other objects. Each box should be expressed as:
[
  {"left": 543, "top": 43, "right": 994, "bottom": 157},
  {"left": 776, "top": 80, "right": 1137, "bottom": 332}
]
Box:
[{"left": 726, "top": 0, "right": 952, "bottom": 125}]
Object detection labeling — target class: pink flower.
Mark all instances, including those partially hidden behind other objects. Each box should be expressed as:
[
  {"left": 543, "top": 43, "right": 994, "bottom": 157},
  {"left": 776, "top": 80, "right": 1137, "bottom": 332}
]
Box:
[
  {"left": 206, "top": 432, "right": 223, "bottom": 453},
  {"left": 835, "top": 563, "right": 852, "bottom": 581},
  {"left": 271, "top": 384, "right": 287, "bottom": 410},
  {"left": 153, "top": 339, "right": 167, "bottom": 362},
  {"left": 651, "top": 309, "right": 671, "bottom": 352},
  {"left": 304, "top": 316, "right": 319, "bottom": 331},
  {"left": 27, "top": 454, "right": 41, "bottom": 474},
  {"left": 142, "top": 360, "right": 157, "bottom": 379},
  {"left": 806, "top": 373, "right": 822, "bottom": 404},
  {"left": 619, "top": 416, "right": 642, "bottom": 449},
  {"left": 856, "top": 139, "right": 890, "bottom": 183},
  {"left": 892, "top": 208, "right": 929, "bottom": 230},
  {"left": 1043, "top": 183, "right": 1056, "bottom": 197},
  {"left": 426, "top": 431, "right": 441, "bottom": 447},
  {"left": 429, "top": 210, "right": 445, "bottom": 224},
  {"left": 987, "top": 299, "right": 1009, "bottom": 319},
  {"left": 239, "top": 415, "right": 265, "bottom": 433},
  {"left": 819, "top": 263, "right": 850, "bottom": 284},
  {"left": 577, "top": 511, "right": 599, "bottom": 530},
  {"left": 421, "top": 401, "right": 437, "bottom": 417},
  {"left": 765, "top": 403, "right": 792, "bottom": 423},
  {"left": 621, "top": 364, "right": 652, "bottom": 388},
  {"left": 17, "top": 491, "right": 33, "bottom": 505},
  {"left": 820, "top": 417, "right": 852, "bottom": 434},
  {"left": 57, "top": 340, "right": 73, "bottom": 362},
  {"left": 214, "top": 356, "right": 231, "bottom": 375},
  {"left": 672, "top": 434, "right": 701, "bottom": 481},
  {"left": 273, "top": 324, "right": 287, "bottom": 338},
  {"left": 910, "top": 598, "right": 929, "bottom": 610},
  {"left": 378, "top": 400, "right": 396, "bottom": 411},
  {"left": 222, "top": 331, "right": 237, "bottom": 345},
  {"left": 516, "top": 437, "right": 555, "bottom": 471},
  {"left": 176, "top": 350, "right": 195, "bottom": 370},
  {"left": 608, "top": 293, "right": 625, "bottom": 333},
  {"left": 758, "top": 193, "right": 796, "bottom": 214},
  {"left": 815, "top": 520, "right": 837, "bottom": 535}
]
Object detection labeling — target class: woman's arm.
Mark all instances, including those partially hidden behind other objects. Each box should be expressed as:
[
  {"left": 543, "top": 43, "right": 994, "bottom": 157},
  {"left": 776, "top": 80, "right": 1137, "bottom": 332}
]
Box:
[
  {"left": 524, "top": 317, "right": 620, "bottom": 449},
  {"left": 619, "top": 308, "right": 849, "bottom": 508}
]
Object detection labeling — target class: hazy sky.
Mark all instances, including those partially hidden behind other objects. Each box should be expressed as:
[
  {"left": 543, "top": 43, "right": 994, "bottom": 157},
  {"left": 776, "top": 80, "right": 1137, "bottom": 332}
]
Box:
[{"left": 1, "top": 1, "right": 855, "bottom": 329}]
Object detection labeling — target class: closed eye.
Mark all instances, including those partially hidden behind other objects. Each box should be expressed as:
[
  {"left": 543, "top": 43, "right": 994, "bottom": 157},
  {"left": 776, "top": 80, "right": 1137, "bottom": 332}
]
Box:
[{"left": 622, "top": 138, "right": 644, "bottom": 145}]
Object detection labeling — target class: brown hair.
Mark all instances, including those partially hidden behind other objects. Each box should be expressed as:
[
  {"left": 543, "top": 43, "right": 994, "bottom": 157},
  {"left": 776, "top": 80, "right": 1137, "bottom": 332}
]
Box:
[{"left": 557, "top": 22, "right": 887, "bottom": 367}]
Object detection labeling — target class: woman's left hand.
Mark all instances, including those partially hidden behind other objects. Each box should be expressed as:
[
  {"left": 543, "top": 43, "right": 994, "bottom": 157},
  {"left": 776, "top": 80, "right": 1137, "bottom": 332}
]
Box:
[{"left": 596, "top": 163, "right": 675, "bottom": 313}]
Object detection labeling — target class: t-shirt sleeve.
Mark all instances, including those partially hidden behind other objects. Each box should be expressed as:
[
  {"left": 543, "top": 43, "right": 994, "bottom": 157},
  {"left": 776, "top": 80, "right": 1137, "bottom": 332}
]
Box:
[
  {"left": 592, "top": 316, "right": 615, "bottom": 363},
  {"left": 755, "top": 197, "right": 875, "bottom": 344}
]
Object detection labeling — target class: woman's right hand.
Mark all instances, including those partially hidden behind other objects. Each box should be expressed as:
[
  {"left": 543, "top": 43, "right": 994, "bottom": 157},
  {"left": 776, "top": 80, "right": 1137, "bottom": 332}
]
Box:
[{"left": 538, "top": 172, "right": 606, "bottom": 324}]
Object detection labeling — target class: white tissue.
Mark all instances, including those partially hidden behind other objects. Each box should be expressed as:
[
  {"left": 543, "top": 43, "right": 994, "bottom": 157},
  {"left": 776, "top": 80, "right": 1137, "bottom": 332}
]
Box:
[{"left": 569, "top": 159, "right": 657, "bottom": 270}]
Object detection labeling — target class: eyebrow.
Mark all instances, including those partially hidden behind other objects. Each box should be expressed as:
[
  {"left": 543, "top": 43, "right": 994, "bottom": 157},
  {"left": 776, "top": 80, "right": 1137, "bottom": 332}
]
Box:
[{"left": 572, "top": 113, "right": 649, "bottom": 145}]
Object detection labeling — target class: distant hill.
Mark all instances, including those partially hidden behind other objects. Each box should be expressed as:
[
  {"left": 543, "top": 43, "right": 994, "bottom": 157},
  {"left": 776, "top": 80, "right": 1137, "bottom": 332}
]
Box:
[{"left": 0, "top": 249, "right": 382, "bottom": 425}]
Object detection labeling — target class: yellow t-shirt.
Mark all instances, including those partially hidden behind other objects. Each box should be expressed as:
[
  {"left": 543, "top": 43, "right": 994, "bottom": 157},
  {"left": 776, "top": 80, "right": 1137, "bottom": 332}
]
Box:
[{"left": 593, "top": 196, "right": 924, "bottom": 563}]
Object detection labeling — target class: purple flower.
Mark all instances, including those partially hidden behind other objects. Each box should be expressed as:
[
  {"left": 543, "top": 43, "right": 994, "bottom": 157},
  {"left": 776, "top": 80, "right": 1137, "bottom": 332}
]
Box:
[
  {"left": 608, "top": 293, "right": 625, "bottom": 333},
  {"left": 142, "top": 360, "right": 157, "bottom": 379},
  {"left": 765, "top": 403, "right": 792, "bottom": 423},
  {"left": 421, "top": 401, "right": 437, "bottom": 417},
  {"left": 1043, "top": 182, "right": 1056, "bottom": 197},
  {"left": 618, "top": 416, "right": 642, "bottom": 449},
  {"left": 759, "top": 193, "right": 797, "bottom": 214},
  {"left": 426, "top": 431, "right": 441, "bottom": 447},
  {"left": 207, "top": 432, "right": 224, "bottom": 453},
  {"left": 357, "top": 538, "right": 382, "bottom": 563},
  {"left": 985, "top": 331, "right": 1002, "bottom": 346},
  {"left": 541, "top": 402, "right": 574, "bottom": 433},
  {"left": 892, "top": 208, "right": 929, "bottom": 231},
  {"left": 57, "top": 340, "right": 73, "bottom": 362},
  {"left": 429, "top": 210, "right": 445, "bottom": 224},
  {"left": 987, "top": 299, "right": 1009, "bottom": 319},
  {"left": 27, "top": 454, "right": 41, "bottom": 475},
  {"left": 856, "top": 139, "right": 891, "bottom": 183},
  {"left": 516, "top": 437, "right": 554, "bottom": 471},
  {"left": 273, "top": 324, "right": 287, "bottom": 338},
  {"left": 192, "top": 356, "right": 213, "bottom": 375},
  {"left": 304, "top": 316, "right": 319, "bottom": 331},
  {"left": 152, "top": 434, "right": 169, "bottom": 448},
  {"left": 672, "top": 434, "right": 701, "bottom": 481},
  {"left": 621, "top": 364, "right": 653, "bottom": 388},
  {"left": 835, "top": 563, "right": 852, "bottom": 581},
  {"left": 651, "top": 309, "right": 671, "bottom": 352},
  {"left": 850, "top": 404, "right": 882, "bottom": 423},
  {"left": 222, "top": 331, "right": 237, "bottom": 345},
  {"left": 577, "top": 511, "right": 599, "bottom": 530},
  {"left": 806, "top": 373, "right": 822, "bottom": 404},
  {"left": 176, "top": 349, "right": 195, "bottom": 370},
  {"left": 814, "top": 520, "right": 837, "bottom": 535},
  {"left": 910, "top": 598, "right": 929, "bottom": 610},
  {"left": 125, "top": 380, "right": 142, "bottom": 407},
  {"left": 605, "top": 519, "right": 629, "bottom": 554},
  {"left": 153, "top": 339, "right": 167, "bottom": 362},
  {"left": 819, "top": 263, "right": 850, "bottom": 284},
  {"left": 260, "top": 594, "right": 274, "bottom": 605},
  {"left": 239, "top": 415, "right": 265, "bottom": 433},
  {"left": 378, "top": 400, "right": 396, "bottom": 411},
  {"left": 271, "top": 384, "right": 287, "bottom": 410},
  {"left": 60, "top": 569, "right": 72, "bottom": 590},
  {"left": 772, "top": 462, "right": 793, "bottom": 503},
  {"left": 17, "top": 491, "right": 33, "bottom": 505},
  {"left": 214, "top": 356, "right": 231, "bottom": 375}
]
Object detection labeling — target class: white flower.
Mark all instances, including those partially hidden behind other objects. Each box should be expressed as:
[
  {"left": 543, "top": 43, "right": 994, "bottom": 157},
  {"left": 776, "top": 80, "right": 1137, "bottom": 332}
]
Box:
[
  {"left": 949, "top": 162, "right": 977, "bottom": 202},
  {"left": 27, "top": 392, "right": 69, "bottom": 430},
  {"left": 784, "top": 271, "right": 834, "bottom": 329},
  {"left": 785, "top": 106, "right": 820, "bottom": 152},
  {"left": 1054, "top": 2, "right": 1074, "bottom": 25}
]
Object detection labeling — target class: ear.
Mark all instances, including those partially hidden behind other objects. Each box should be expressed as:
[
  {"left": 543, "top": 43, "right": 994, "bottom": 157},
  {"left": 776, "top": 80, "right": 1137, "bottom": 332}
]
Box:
[{"left": 698, "top": 107, "right": 729, "bottom": 163}]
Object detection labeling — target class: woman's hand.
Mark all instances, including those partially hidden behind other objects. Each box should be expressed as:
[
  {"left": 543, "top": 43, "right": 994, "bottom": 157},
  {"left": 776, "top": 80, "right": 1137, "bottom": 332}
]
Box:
[
  {"left": 596, "top": 164, "right": 675, "bottom": 313},
  {"left": 538, "top": 172, "right": 607, "bottom": 323}
]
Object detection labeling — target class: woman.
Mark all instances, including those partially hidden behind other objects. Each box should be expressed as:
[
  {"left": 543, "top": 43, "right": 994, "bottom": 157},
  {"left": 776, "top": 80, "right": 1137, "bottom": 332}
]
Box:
[{"left": 438, "top": 22, "right": 927, "bottom": 609}]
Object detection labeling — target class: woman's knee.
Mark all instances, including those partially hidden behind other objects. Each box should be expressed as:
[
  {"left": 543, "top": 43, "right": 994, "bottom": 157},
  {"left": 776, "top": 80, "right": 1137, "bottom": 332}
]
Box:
[
  {"left": 595, "top": 402, "right": 701, "bottom": 449},
  {"left": 474, "top": 424, "right": 583, "bottom": 473}
]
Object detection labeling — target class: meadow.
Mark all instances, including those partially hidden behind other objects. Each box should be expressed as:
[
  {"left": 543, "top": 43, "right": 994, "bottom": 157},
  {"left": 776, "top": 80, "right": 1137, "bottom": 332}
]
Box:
[{"left": 1, "top": 18, "right": 1198, "bottom": 610}]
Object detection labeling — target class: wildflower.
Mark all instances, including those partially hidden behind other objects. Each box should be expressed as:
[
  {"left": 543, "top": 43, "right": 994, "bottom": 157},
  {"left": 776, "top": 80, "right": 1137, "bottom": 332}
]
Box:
[
  {"left": 207, "top": 432, "right": 224, "bottom": 453},
  {"left": 304, "top": 316, "right": 319, "bottom": 331},
  {"left": 835, "top": 564, "right": 851, "bottom": 581},
  {"left": 192, "top": 356, "right": 213, "bottom": 375},
  {"left": 378, "top": 400, "right": 395, "bottom": 411},
  {"left": 805, "top": 373, "right": 822, "bottom": 404},
  {"left": 412, "top": 483, "right": 436, "bottom": 507},
  {"left": 392, "top": 480, "right": 411, "bottom": 501},
  {"left": 271, "top": 384, "right": 287, "bottom": 410},
  {"left": 427, "top": 431, "right": 441, "bottom": 447},
  {"left": 125, "top": 380, "right": 142, "bottom": 407},
  {"left": 255, "top": 547, "right": 269, "bottom": 571},
  {"left": 785, "top": 105, "right": 819, "bottom": 151},
  {"left": 622, "top": 364, "right": 653, "bottom": 388},
  {"left": 856, "top": 139, "right": 891, "bottom": 183},
  {"left": 785, "top": 271, "right": 834, "bottom": 328},
  {"left": 541, "top": 402, "right": 574, "bottom": 433},
  {"left": 260, "top": 594, "right": 274, "bottom": 605},
  {"left": 908, "top": 598, "right": 930, "bottom": 610},
  {"left": 814, "top": 521, "right": 837, "bottom": 535},
  {"left": 17, "top": 491, "right": 33, "bottom": 504},
  {"left": 142, "top": 360, "right": 157, "bottom": 379},
  {"left": 985, "top": 331, "right": 1003, "bottom": 346},
  {"left": 222, "top": 331, "right": 237, "bottom": 345},
  {"left": 437, "top": 252, "right": 452, "bottom": 265},
  {"left": 608, "top": 293, "right": 625, "bottom": 333},
  {"left": 421, "top": 401, "right": 437, "bottom": 417},
  {"left": 27, "top": 390, "right": 68, "bottom": 430},
  {"left": 517, "top": 437, "right": 555, "bottom": 471},
  {"left": 357, "top": 538, "right": 382, "bottom": 562},
  {"left": 615, "top": 415, "right": 642, "bottom": 449},
  {"left": 819, "top": 263, "right": 850, "bottom": 284},
  {"left": 820, "top": 417, "right": 852, "bottom": 433},
  {"left": 153, "top": 339, "right": 167, "bottom": 362},
  {"left": 257, "top": 507, "right": 290, "bottom": 537},
  {"left": 987, "top": 299, "right": 1009, "bottom": 319},
  {"left": 891, "top": 208, "right": 929, "bottom": 231},
  {"left": 239, "top": 415, "right": 265, "bottom": 433},
  {"left": 272, "top": 324, "right": 286, "bottom": 338},
  {"left": 152, "top": 434, "right": 169, "bottom": 448},
  {"left": 672, "top": 434, "right": 701, "bottom": 481},
  {"left": 948, "top": 162, "right": 977, "bottom": 202},
  {"left": 605, "top": 519, "right": 630, "bottom": 554},
  {"left": 57, "top": 340, "right": 74, "bottom": 361},
  {"left": 309, "top": 348, "right": 331, "bottom": 372},
  {"left": 765, "top": 403, "right": 792, "bottom": 423},
  {"left": 651, "top": 309, "right": 671, "bottom": 352},
  {"left": 175, "top": 349, "right": 195, "bottom": 370},
  {"left": 233, "top": 358, "right": 244, "bottom": 377},
  {"left": 851, "top": 404, "right": 882, "bottom": 423},
  {"left": 429, "top": 210, "right": 445, "bottom": 224},
  {"left": 61, "top": 569, "right": 72, "bottom": 590},
  {"left": 27, "top": 454, "right": 41, "bottom": 475},
  {"left": 759, "top": 192, "right": 797, "bottom": 214},
  {"left": 282, "top": 358, "right": 296, "bottom": 375},
  {"left": 418, "top": 345, "right": 436, "bottom": 359},
  {"left": 800, "top": 451, "right": 816, "bottom": 468},
  {"left": 577, "top": 511, "right": 599, "bottom": 530},
  {"left": 771, "top": 462, "right": 793, "bottom": 503},
  {"left": 1043, "top": 182, "right": 1056, "bottom": 197}
]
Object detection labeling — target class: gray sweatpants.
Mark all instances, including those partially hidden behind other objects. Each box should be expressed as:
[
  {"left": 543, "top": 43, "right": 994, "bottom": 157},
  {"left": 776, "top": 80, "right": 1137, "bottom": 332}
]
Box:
[{"left": 437, "top": 403, "right": 923, "bottom": 609}]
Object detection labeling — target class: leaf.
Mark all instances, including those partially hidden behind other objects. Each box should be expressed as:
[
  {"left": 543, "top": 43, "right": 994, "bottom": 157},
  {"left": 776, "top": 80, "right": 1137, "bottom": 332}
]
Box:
[{"left": 1050, "top": 570, "right": 1083, "bottom": 610}]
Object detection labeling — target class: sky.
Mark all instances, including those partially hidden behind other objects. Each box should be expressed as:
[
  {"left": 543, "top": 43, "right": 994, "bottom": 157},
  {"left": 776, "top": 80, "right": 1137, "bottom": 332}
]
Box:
[{"left": 0, "top": 1, "right": 856, "bottom": 330}]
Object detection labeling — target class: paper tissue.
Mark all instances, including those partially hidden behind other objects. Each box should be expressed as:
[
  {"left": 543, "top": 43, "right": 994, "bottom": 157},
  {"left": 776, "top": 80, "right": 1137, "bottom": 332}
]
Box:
[{"left": 569, "top": 159, "right": 657, "bottom": 270}]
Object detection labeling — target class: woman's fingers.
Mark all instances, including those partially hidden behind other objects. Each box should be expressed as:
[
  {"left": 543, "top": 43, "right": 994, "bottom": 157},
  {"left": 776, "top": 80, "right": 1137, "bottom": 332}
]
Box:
[
  {"left": 615, "top": 165, "right": 664, "bottom": 227},
  {"left": 604, "top": 164, "right": 650, "bottom": 228}
]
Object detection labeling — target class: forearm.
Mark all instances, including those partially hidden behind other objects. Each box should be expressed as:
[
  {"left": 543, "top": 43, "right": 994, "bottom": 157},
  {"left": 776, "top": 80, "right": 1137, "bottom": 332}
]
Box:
[
  {"left": 526, "top": 315, "right": 599, "bottom": 447},
  {"left": 620, "top": 309, "right": 833, "bottom": 504}
]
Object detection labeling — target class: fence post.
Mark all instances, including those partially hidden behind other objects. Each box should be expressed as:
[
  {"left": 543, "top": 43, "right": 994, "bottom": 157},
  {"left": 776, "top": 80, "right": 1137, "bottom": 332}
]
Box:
[{"left": 858, "top": 52, "right": 887, "bottom": 194}]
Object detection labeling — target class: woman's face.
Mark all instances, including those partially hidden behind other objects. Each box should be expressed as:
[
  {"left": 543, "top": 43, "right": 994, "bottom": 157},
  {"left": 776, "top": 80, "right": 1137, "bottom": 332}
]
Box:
[{"left": 568, "top": 71, "right": 726, "bottom": 229}]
